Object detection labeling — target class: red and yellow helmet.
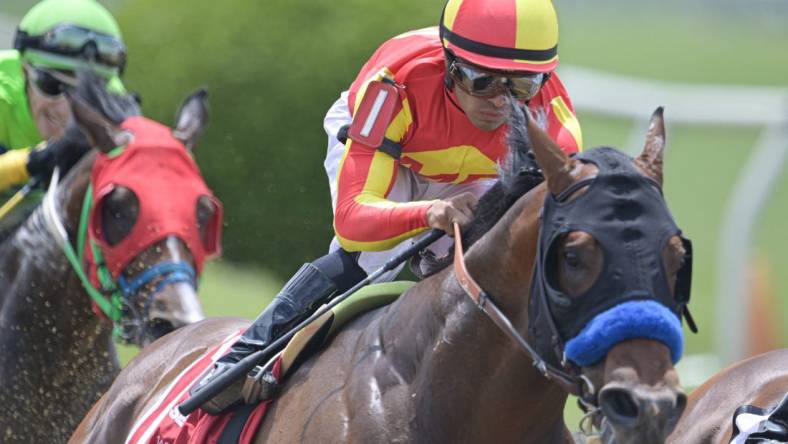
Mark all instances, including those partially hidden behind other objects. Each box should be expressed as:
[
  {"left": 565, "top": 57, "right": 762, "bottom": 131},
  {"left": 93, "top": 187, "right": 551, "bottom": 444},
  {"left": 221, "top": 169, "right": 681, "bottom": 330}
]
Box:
[{"left": 440, "top": 0, "right": 559, "bottom": 73}]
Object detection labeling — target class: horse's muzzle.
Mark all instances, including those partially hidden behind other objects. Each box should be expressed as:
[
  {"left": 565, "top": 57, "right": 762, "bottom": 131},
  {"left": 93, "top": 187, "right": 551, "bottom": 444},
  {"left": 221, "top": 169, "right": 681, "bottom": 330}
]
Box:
[{"left": 598, "top": 382, "right": 687, "bottom": 444}]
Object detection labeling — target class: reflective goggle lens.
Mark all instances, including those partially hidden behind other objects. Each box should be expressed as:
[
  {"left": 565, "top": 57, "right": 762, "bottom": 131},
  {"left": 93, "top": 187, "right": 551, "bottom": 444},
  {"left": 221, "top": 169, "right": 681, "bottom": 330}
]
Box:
[
  {"left": 452, "top": 62, "right": 544, "bottom": 100},
  {"left": 505, "top": 75, "right": 544, "bottom": 101},
  {"left": 41, "top": 25, "right": 126, "bottom": 68}
]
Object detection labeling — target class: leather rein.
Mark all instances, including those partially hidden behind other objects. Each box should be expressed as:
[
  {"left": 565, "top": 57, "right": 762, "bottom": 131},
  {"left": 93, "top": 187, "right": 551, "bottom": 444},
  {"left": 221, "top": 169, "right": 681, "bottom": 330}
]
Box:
[{"left": 451, "top": 223, "right": 596, "bottom": 403}]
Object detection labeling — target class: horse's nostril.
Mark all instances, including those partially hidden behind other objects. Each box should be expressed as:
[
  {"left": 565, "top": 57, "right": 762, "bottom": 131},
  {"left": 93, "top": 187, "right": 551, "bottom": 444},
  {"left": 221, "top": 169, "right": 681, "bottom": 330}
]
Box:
[{"left": 600, "top": 387, "right": 640, "bottom": 424}]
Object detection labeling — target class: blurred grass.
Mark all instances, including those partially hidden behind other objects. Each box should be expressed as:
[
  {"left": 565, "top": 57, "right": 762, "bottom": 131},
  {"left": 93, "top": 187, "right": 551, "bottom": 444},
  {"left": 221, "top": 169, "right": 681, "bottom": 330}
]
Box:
[
  {"left": 0, "top": 1, "right": 32, "bottom": 17},
  {"left": 558, "top": 4, "right": 788, "bottom": 86}
]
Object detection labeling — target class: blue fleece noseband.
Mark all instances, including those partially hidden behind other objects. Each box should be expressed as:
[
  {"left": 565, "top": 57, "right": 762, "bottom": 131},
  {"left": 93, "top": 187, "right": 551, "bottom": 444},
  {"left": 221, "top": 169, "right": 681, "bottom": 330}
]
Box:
[{"left": 564, "top": 300, "right": 684, "bottom": 366}]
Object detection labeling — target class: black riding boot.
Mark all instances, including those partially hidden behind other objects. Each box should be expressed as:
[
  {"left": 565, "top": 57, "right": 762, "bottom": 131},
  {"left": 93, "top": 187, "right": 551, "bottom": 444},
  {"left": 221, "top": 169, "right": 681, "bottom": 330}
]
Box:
[
  {"left": 195, "top": 262, "right": 337, "bottom": 413},
  {"left": 223, "top": 263, "right": 337, "bottom": 364}
]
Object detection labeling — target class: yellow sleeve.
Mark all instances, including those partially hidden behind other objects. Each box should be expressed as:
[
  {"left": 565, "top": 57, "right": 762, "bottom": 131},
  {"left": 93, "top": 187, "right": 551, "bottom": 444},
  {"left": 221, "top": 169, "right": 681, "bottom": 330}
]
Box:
[{"left": 0, "top": 148, "right": 31, "bottom": 191}]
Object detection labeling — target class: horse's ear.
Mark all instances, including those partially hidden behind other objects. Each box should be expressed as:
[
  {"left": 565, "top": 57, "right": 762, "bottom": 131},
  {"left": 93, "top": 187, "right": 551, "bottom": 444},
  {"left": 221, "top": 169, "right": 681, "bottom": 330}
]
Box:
[
  {"left": 637, "top": 107, "right": 666, "bottom": 186},
  {"left": 525, "top": 110, "right": 573, "bottom": 195},
  {"left": 173, "top": 88, "right": 209, "bottom": 151},
  {"left": 66, "top": 92, "right": 132, "bottom": 153}
]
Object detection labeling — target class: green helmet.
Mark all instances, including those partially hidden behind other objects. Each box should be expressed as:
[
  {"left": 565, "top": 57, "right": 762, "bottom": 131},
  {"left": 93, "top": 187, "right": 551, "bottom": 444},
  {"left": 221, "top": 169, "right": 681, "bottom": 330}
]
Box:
[{"left": 14, "top": 0, "right": 126, "bottom": 79}]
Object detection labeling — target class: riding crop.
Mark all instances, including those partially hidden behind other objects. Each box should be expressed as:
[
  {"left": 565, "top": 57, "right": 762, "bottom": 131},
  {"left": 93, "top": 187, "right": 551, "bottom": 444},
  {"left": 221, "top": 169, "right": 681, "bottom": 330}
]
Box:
[
  {"left": 178, "top": 228, "right": 445, "bottom": 416},
  {"left": 0, "top": 177, "right": 42, "bottom": 220}
]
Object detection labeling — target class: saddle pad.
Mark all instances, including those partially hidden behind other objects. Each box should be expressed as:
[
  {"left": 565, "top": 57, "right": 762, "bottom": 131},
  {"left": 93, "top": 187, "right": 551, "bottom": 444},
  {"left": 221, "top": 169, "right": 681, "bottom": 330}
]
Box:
[
  {"left": 125, "top": 331, "right": 282, "bottom": 444},
  {"left": 126, "top": 281, "right": 416, "bottom": 443},
  {"left": 280, "top": 280, "right": 416, "bottom": 377}
]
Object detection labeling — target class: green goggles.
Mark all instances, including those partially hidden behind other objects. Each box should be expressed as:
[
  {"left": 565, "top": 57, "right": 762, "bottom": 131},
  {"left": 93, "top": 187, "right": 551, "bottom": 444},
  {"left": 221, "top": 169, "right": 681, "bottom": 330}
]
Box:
[
  {"left": 449, "top": 60, "right": 545, "bottom": 101},
  {"left": 16, "top": 24, "right": 126, "bottom": 71}
]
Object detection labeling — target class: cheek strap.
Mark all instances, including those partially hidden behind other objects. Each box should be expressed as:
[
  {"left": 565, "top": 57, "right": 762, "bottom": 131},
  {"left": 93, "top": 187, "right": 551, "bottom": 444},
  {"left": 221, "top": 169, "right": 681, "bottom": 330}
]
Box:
[{"left": 564, "top": 300, "right": 684, "bottom": 367}]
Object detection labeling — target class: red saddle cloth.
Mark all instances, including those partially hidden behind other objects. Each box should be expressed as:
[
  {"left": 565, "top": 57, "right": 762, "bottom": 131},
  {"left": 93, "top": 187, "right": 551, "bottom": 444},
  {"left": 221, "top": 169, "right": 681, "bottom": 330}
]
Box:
[{"left": 126, "top": 332, "right": 281, "bottom": 444}]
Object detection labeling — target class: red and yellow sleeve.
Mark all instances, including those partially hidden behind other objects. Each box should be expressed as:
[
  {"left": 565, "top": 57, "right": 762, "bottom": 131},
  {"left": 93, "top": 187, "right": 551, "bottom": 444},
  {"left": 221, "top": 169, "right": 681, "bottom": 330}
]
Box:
[
  {"left": 539, "top": 74, "right": 583, "bottom": 155},
  {"left": 334, "top": 83, "right": 434, "bottom": 252}
]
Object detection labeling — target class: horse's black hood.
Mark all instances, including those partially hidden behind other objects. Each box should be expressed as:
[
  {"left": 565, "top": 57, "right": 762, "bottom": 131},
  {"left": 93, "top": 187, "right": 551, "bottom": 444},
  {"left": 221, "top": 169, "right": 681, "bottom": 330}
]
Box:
[{"left": 527, "top": 147, "right": 693, "bottom": 365}]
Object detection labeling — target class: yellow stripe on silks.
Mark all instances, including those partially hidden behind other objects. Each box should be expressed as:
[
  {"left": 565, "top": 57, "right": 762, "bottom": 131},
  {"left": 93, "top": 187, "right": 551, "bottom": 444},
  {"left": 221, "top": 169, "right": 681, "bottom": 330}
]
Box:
[
  {"left": 442, "top": 0, "right": 463, "bottom": 31},
  {"left": 0, "top": 148, "right": 32, "bottom": 192},
  {"left": 551, "top": 96, "right": 583, "bottom": 151},
  {"left": 353, "top": 67, "right": 396, "bottom": 115},
  {"left": 516, "top": 0, "right": 559, "bottom": 52},
  {"left": 352, "top": 151, "right": 434, "bottom": 209},
  {"left": 357, "top": 150, "right": 397, "bottom": 203},
  {"left": 385, "top": 98, "right": 413, "bottom": 142},
  {"left": 336, "top": 226, "right": 430, "bottom": 252},
  {"left": 401, "top": 145, "right": 498, "bottom": 183}
]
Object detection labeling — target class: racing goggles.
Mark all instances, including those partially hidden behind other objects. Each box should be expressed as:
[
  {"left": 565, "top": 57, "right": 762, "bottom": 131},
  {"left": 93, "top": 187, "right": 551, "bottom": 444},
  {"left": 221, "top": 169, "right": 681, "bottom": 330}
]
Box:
[
  {"left": 19, "top": 24, "right": 126, "bottom": 70},
  {"left": 449, "top": 60, "right": 545, "bottom": 101},
  {"left": 24, "top": 64, "right": 77, "bottom": 97}
]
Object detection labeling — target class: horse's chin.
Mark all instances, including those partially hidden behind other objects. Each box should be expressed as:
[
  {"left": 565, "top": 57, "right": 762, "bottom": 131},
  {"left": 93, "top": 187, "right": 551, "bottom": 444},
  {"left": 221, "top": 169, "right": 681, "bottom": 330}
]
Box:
[
  {"left": 145, "top": 319, "right": 178, "bottom": 344},
  {"left": 599, "top": 417, "right": 677, "bottom": 444},
  {"left": 125, "top": 319, "right": 177, "bottom": 348}
]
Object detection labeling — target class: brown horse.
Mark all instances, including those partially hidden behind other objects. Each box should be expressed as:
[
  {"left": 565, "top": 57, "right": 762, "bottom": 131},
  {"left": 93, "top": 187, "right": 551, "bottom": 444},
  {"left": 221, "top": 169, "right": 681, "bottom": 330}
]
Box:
[
  {"left": 0, "top": 75, "right": 221, "bottom": 443},
  {"left": 71, "top": 107, "right": 690, "bottom": 444},
  {"left": 668, "top": 349, "right": 788, "bottom": 443}
]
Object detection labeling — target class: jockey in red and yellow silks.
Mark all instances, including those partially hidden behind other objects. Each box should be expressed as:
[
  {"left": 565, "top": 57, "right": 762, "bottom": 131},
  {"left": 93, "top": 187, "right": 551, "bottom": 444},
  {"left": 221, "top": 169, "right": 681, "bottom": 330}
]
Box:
[
  {"left": 199, "top": 0, "right": 582, "bottom": 413},
  {"left": 332, "top": 27, "right": 581, "bottom": 253}
]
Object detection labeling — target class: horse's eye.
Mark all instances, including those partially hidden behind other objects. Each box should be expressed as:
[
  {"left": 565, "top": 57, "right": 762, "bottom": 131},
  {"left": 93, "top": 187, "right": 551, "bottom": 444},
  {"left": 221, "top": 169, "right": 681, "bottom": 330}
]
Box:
[
  {"left": 564, "top": 250, "right": 580, "bottom": 268},
  {"left": 101, "top": 187, "right": 139, "bottom": 246}
]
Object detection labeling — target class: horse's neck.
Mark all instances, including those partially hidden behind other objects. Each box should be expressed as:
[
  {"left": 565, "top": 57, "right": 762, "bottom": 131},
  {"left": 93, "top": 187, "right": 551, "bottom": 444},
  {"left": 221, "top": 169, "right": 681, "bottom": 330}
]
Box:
[
  {"left": 376, "top": 184, "right": 571, "bottom": 442},
  {"left": 0, "top": 154, "right": 117, "bottom": 377}
]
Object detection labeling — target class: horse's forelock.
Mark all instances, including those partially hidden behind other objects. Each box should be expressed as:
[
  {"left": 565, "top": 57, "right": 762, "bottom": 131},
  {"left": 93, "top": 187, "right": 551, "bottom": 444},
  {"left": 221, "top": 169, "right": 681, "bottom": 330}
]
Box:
[
  {"left": 499, "top": 99, "right": 533, "bottom": 190},
  {"left": 74, "top": 70, "right": 141, "bottom": 124}
]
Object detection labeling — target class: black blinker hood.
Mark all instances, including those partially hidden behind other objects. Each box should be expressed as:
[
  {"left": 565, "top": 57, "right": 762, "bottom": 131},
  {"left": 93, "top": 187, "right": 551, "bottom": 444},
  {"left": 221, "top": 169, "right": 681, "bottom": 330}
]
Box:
[{"left": 527, "top": 147, "right": 694, "bottom": 366}]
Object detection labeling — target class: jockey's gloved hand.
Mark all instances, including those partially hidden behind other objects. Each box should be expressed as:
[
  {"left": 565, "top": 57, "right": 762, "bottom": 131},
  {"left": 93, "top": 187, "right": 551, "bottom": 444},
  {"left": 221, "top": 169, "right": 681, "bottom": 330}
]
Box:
[
  {"left": 426, "top": 191, "right": 478, "bottom": 234},
  {"left": 26, "top": 124, "right": 92, "bottom": 183}
]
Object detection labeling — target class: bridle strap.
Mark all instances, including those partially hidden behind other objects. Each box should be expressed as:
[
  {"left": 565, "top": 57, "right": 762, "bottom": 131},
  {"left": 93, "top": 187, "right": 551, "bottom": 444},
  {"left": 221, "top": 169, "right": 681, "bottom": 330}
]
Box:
[
  {"left": 452, "top": 223, "right": 585, "bottom": 397},
  {"left": 42, "top": 168, "right": 122, "bottom": 321},
  {"left": 117, "top": 261, "right": 196, "bottom": 298}
]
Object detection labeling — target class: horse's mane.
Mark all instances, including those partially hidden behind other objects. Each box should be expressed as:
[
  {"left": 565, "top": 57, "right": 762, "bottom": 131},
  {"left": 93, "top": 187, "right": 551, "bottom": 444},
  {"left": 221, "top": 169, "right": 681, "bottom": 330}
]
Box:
[
  {"left": 73, "top": 70, "right": 141, "bottom": 123},
  {"left": 413, "top": 102, "right": 544, "bottom": 277},
  {"left": 462, "top": 101, "right": 543, "bottom": 245}
]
